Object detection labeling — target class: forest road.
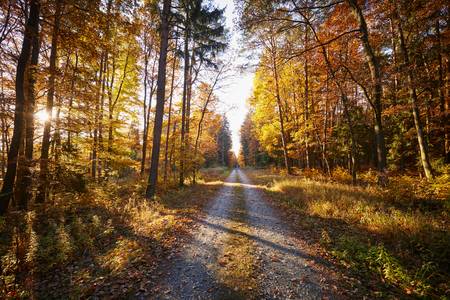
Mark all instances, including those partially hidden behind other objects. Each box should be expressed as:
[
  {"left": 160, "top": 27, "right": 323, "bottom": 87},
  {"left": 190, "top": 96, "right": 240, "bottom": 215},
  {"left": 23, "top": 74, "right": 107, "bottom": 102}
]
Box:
[{"left": 151, "top": 169, "right": 340, "bottom": 300}]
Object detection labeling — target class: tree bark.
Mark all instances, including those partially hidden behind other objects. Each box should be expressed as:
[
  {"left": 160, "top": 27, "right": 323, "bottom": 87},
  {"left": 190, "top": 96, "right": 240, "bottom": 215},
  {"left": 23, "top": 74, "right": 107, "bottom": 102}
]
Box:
[
  {"left": 0, "top": 0, "right": 39, "bottom": 214},
  {"left": 146, "top": 0, "right": 171, "bottom": 198}
]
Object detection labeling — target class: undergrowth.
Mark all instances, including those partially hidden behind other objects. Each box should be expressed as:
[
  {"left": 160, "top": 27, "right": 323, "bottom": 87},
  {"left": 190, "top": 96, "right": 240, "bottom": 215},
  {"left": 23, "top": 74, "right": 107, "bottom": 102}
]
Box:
[
  {"left": 246, "top": 168, "right": 450, "bottom": 298},
  {"left": 0, "top": 168, "right": 229, "bottom": 298}
]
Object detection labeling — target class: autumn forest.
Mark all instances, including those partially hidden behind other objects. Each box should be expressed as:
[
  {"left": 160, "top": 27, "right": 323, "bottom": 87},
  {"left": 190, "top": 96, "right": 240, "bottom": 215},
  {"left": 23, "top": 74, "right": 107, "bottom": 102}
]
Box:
[{"left": 0, "top": 0, "right": 449, "bottom": 299}]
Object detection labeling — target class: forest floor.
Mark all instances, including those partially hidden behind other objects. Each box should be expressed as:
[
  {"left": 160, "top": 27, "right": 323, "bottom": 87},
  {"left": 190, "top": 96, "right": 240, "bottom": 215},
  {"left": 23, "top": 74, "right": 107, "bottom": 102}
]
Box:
[{"left": 1, "top": 167, "right": 448, "bottom": 298}]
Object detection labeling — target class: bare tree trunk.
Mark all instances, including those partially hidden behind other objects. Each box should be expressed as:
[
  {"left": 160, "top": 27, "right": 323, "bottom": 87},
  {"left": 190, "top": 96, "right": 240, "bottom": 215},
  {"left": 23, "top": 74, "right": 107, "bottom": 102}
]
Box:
[
  {"left": 146, "top": 0, "right": 171, "bottom": 198},
  {"left": 395, "top": 9, "right": 433, "bottom": 179},
  {"left": 36, "top": 0, "right": 62, "bottom": 204},
  {"left": 0, "top": 0, "right": 39, "bottom": 214}
]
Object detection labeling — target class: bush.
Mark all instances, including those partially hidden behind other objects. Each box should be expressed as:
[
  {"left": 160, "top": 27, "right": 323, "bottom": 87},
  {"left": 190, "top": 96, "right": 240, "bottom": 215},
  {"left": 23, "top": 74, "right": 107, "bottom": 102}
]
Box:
[{"left": 55, "top": 166, "right": 87, "bottom": 193}]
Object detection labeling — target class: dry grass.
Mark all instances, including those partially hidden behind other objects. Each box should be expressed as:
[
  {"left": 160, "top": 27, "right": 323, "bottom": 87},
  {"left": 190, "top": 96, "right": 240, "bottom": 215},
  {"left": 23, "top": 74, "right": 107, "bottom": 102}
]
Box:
[{"left": 245, "top": 168, "right": 450, "bottom": 298}]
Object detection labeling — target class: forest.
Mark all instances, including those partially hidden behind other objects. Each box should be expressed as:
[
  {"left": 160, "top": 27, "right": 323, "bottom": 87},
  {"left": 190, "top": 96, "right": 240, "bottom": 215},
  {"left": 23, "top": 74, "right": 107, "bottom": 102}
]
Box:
[{"left": 0, "top": 0, "right": 449, "bottom": 299}]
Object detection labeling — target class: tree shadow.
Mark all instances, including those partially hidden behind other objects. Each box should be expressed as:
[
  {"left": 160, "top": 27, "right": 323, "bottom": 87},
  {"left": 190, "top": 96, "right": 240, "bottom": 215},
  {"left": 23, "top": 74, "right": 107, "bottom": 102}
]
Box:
[{"left": 28, "top": 202, "right": 166, "bottom": 299}]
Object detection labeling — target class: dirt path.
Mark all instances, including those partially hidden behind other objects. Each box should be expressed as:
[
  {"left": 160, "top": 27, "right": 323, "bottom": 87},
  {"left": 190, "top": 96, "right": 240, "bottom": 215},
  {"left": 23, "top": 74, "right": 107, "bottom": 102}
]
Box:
[{"left": 151, "top": 170, "right": 341, "bottom": 299}]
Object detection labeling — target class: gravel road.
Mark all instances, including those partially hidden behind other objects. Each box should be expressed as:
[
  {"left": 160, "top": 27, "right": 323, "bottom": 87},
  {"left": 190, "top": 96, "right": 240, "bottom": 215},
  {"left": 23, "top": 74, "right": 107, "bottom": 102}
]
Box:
[{"left": 152, "top": 169, "right": 340, "bottom": 299}]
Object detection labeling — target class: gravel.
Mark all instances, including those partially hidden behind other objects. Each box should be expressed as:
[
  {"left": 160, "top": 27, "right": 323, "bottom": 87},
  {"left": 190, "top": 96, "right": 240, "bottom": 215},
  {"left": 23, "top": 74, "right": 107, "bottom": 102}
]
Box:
[{"left": 150, "top": 169, "right": 339, "bottom": 300}]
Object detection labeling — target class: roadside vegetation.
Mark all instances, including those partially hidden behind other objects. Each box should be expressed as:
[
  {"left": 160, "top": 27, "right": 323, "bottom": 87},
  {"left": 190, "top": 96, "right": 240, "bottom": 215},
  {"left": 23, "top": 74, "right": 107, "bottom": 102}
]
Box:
[
  {"left": 245, "top": 168, "right": 450, "bottom": 298},
  {"left": 0, "top": 168, "right": 229, "bottom": 298}
]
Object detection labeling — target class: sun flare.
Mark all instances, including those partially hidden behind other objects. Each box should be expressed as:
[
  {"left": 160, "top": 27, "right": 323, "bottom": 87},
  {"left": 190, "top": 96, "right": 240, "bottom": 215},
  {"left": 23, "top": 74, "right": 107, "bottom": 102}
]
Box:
[{"left": 36, "top": 110, "right": 49, "bottom": 122}]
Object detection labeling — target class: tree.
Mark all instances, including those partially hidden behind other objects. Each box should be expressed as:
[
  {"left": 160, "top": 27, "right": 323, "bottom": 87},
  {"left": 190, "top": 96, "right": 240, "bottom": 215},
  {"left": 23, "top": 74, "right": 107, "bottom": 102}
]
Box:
[
  {"left": 36, "top": 0, "right": 63, "bottom": 203},
  {"left": 393, "top": 1, "right": 433, "bottom": 179},
  {"left": 177, "top": 0, "right": 227, "bottom": 186},
  {"left": 240, "top": 112, "right": 269, "bottom": 167},
  {"left": 217, "top": 116, "right": 232, "bottom": 167},
  {"left": 15, "top": 0, "right": 40, "bottom": 209},
  {"left": 0, "top": 0, "right": 39, "bottom": 214},
  {"left": 146, "top": 0, "right": 171, "bottom": 198}
]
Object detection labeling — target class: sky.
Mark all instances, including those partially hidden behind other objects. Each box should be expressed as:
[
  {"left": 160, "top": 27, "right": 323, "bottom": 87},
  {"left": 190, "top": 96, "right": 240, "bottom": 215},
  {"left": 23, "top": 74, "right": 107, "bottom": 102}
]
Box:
[{"left": 212, "top": 0, "right": 255, "bottom": 155}]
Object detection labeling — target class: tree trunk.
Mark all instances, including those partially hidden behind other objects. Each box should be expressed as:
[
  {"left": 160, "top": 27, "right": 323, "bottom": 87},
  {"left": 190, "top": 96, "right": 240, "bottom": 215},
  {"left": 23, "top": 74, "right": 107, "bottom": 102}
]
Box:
[
  {"left": 67, "top": 51, "right": 78, "bottom": 151},
  {"left": 163, "top": 38, "right": 178, "bottom": 183},
  {"left": 36, "top": 0, "right": 62, "bottom": 204},
  {"left": 141, "top": 38, "right": 150, "bottom": 175},
  {"left": 303, "top": 15, "right": 357, "bottom": 183},
  {"left": 436, "top": 21, "right": 448, "bottom": 162},
  {"left": 192, "top": 67, "right": 223, "bottom": 183},
  {"left": 145, "top": 0, "right": 171, "bottom": 198},
  {"left": 395, "top": 9, "right": 433, "bottom": 179},
  {"left": 169, "top": 120, "right": 177, "bottom": 182},
  {"left": 304, "top": 27, "right": 310, "bottom": 169},
  {"left": 15, "top": 10, "right": 40, "bottom": 210},
  {"left": 0, "top": 75, "right": 6, "bottom": 178},
  {"left": 185, "top": 50, "right": 195, "bottom": 183},
  {"left": 107, "top": 48, "right": 129, "bottom": 178},
  {"left": 270, "top": 37, "right": 291, "bottom": 174},
  {"left": 347, "top": 0, "right": 387, "bottom": 180},
  {"left": 0, "top": 0, "right": 39, "bottom": 214},
  {"left": 141, "top": 56, "right": 157, "bottom": 176},
  {"left": 179, "top": 19, "right": 190, "bottom": 186}
]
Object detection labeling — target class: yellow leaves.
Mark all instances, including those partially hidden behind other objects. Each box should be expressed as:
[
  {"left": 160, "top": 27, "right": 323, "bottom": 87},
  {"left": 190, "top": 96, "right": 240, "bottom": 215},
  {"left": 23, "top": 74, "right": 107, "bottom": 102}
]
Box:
[{"left": 99, "top": 238, "right": 143, "bottom": 274}]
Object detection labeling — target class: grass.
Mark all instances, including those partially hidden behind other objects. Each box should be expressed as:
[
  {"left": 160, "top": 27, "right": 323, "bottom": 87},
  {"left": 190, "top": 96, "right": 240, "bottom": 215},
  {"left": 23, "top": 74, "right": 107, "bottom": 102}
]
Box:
[
  {"left": 245, "top": 168, "right": 450, "bottom": 298},
  {"left": 0, "top": 167, "right": 230, "bottom": 298}
]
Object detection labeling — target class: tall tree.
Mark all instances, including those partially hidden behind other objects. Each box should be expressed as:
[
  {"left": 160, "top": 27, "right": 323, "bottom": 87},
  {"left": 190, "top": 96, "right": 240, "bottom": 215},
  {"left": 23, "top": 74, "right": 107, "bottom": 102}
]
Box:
[
  {"left": 346, "top": 0, "right": 387, "bottom": 181},
  {"left": 0, "top": 0, "right": 39, "bottom": 214},
  {"left": 15, "top": 1, "right": 40, "bottom": 209},
  {"left": 146, "top": 0, "right": 171, "bottom": 198},
  {"left": 393, "top": 2, "right": 433, "bottom": 179}
]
